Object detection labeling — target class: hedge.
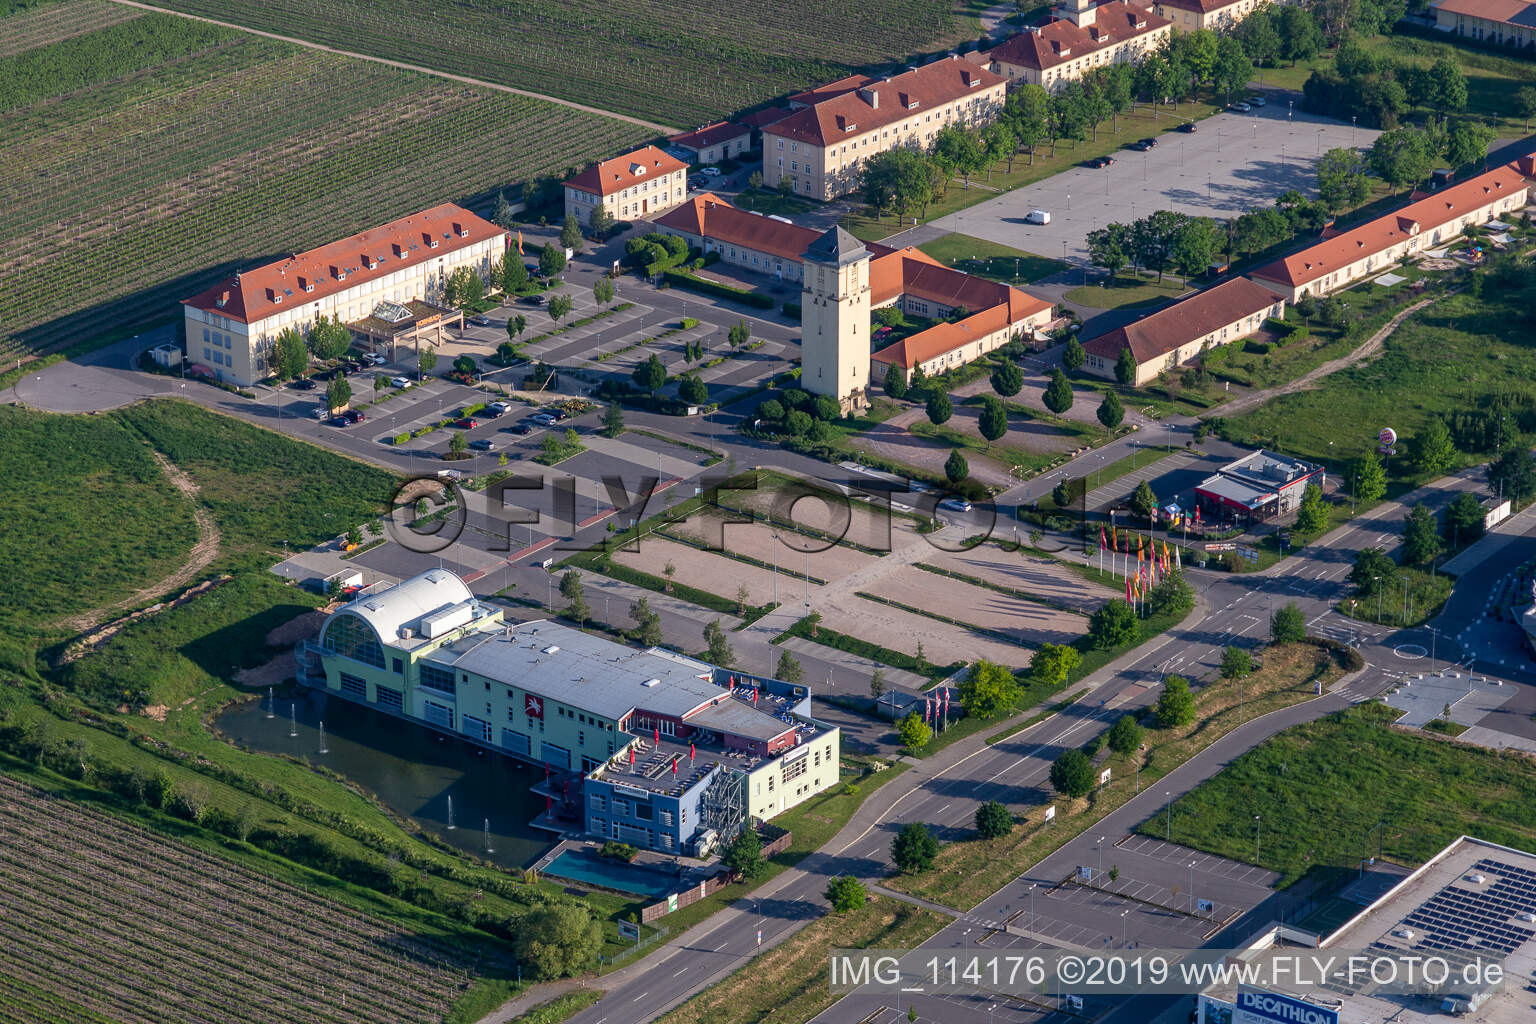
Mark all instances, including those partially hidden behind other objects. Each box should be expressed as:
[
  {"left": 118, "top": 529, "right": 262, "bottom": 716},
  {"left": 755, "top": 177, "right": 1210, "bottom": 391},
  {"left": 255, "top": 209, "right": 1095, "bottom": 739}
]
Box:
[{"left": 662, "top": 269, "right": 774, "bottom": 308}]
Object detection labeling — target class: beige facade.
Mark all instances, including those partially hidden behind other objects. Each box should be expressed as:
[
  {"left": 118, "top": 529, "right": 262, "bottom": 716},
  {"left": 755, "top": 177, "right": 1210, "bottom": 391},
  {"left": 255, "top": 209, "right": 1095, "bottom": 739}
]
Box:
[
  {"left": 983, "top": 1, "right": 1172, "bottom": 93},
  {"left": 1431, "top": 0, "right": 1536, "bottom": 47},
  {"left": 1151, "top": 0, "right": 1266, "bottom": 32},
  {"left": 564, "top": 145, "right": 689, "bottom": 227},
  {"left": 800, "top": 228, "right": 872, "bottom": 411},
  {"left": 746, "top": 728, "right": 840, "bottom": 820},
  {"left": 1084, "top": 304, "right": 1281, "bottom": 387},
  {"left": 762, "top": 59, "right": 1007, "bottom": 201},
  {"left": 182, "top": 205, "right": 502, "bottom": 386}
]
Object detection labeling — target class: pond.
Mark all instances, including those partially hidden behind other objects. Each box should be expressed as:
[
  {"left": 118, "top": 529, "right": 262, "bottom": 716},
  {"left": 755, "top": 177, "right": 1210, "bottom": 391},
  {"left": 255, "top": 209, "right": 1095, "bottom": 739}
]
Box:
[{"left": 216, "top": 688, "right": 551, "bottom": 869}]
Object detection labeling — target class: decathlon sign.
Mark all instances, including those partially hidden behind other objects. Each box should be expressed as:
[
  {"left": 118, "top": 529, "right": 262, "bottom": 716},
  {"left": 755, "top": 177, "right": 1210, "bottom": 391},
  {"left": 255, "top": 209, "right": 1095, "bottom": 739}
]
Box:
[{"left": 1235, "top": 988, "right": 1338, "bottom": 1024}]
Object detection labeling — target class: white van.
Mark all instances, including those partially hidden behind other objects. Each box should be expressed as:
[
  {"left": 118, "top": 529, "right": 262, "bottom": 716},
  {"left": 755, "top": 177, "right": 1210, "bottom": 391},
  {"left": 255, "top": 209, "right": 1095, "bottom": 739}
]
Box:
[{"left": 1025, "top": 210, "right": 1051, "bottom": 225}]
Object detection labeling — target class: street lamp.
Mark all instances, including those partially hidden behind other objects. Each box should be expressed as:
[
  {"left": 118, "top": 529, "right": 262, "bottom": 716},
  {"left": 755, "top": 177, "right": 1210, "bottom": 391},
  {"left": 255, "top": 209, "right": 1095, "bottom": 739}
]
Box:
[
  {"left": 1189, "top": 861, "right": 1196, "bottom": 914},
  {"left": 1254, "top": 815, "right": 1262, "bottom": 862},
  {"left": 1098, "top": 836, "right": 1106, "bottom": 886},
  {"left": 1029, "top": 882, "right": 1037, "bottom": 934},
  {"left": 1374, "top": 576, "right": 1382, "bottom": 622},
  {"left": 1165, "top": 792, "right": 1172, "bottom": 841}
]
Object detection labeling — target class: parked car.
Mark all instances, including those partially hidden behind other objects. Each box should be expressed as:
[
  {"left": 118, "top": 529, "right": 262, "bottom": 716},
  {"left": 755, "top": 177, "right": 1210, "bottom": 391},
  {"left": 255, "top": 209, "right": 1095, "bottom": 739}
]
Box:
[
  {"left": 1131, "top": 137, "right": 1157, "bottom": 151},
  {"left": 530, "top": 413, "right": 556, "bottom": 427},
  {"left": 1228, "top": 101, "right": 1251, "bottom": 113},
  {"left": 390, "top": 376, "right": 413, "bottom": 388},
  {"left": 343, "top": 409, "right": 366, "bottom": 424},
  {"left": 700, "top": 166, "right": 722, "bottom": 176},
  {"left": 327, "top": 415, "right": 351, "bottom": 428},
  {"left": 1088, "top": 155, "right": 1115, "bottom": 169},
  {"left": 468, "top": 438, "right": 496, "bottom": 451},
  {"left": 1024, "top": 209, "right": 1051, "bottom": 225},
  {"left": 506, "top": 422, "right": 533, "bottom": 435},
  {"left": 363, "top": 353, "right": 387, "bottom": 365},
  {"left": 467, "top": 315, "right": 490, "bottom": 326},
  {"left": 547, "top": 408, "right": 569, "bottom": 422},
  {"left": 940, "top": 498, "right": 973, "bottom": 513},
  {"left": 519, "top": 293, "right": 546, "bottom": 305},
  {"left": 1176, "top": 121, "right": 1198, "bottom": 133},
  {"left": 451, "top": 417, "right": 478, "bottom": 429},
  {"left": 290, "top": 378, "right": 316, "bottom": 390},
  {"left": 1250, "top": 95, "right": 1267, "bottom": 107},
  {"left": 484, "top": 402, "right": 508, "bottom": 417}
]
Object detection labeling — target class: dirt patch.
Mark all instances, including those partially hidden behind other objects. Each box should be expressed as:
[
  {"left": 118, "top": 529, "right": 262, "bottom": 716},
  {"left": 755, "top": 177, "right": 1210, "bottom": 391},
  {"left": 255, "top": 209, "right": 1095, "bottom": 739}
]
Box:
[
  {"left": 666, "top": 513, "right": 885, "bottom": 577},
  {"left": 266, "top": 609, "right": 327, "bottom": 646},
  {"left": 56, "top": 450, "right": 223, "bottom": 635},
  {"left": 924, "top": 547, "right": 1115, "bottom": 615},
  {"left": 234, "top": 652, "right": 297, "bottom": 689},
  {"left": 140, "top": 705, "right": 168, "bottom": 722},
  {"left": 863, "top": 565, "right": 1088, "bottom": 648},
  {"left": 613, "top": 537, "right": 782, "bottom": 606},
  {"left": 817, "top": 593, "right": 1034, "bottom": 672}
]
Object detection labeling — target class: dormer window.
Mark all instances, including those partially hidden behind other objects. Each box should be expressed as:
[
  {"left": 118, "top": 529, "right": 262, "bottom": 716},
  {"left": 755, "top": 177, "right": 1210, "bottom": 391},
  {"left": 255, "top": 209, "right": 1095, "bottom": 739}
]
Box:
[
  {"left": 361, "top": 254, "right": 374, "bottom": 269},
  {"left": 299, "top": 277, "right": 313, "bottom": 293},
  {"left": 331, "top": 264, "right": 346, "bottom": 280}
]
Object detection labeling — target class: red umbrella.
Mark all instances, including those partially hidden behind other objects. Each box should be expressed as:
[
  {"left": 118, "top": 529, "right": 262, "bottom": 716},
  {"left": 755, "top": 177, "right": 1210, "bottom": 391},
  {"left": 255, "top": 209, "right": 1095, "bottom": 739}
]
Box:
[
  {"left": 671, "top": 758, "right": 678, "bottom": 776},
  {"left": 654, "top": 727, "right": 660, "bottom": 745},
  {"left": 689, "top": 742, "right": 696, "bottom": 762},
  {"left": 629, "top": 747, "right": 636, "bottom": 765}
]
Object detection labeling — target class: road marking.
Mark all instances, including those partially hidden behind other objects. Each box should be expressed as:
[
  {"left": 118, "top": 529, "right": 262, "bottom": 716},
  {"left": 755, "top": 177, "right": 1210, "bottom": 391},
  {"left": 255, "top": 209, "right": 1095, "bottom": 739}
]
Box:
[
  {"left": 673, "top": 967, "right": 688, "bottom": 977},
  {"left": 633, "top": 991, "right": 650, "bottom": 1002}
]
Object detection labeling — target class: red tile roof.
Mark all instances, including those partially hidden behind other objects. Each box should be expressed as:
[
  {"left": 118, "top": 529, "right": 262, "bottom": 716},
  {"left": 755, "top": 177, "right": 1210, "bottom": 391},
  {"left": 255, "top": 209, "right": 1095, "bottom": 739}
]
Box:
[
  {"left": 1429, "top": 0, "right": 1536, "bottom": 24},
  {"left": 1250, "top": 160, "right": 1535, "bottom": 290},
  {"left": 739, "top": 106, "right": 795, "bottom": 129},
  {"left": 667, "top": 121, "right": 751, "bottom": 151},
  {"left": 764, "top": 57, "right": 1005, "bottom": 148},
  {"left": 871, "top": 305, "right": 1015, "bottom": 370},
  {"left": 987, "top": 3, "right": 1169, "bottom": 72},
  {"left": 182, "top": 203, "right": 505, "bottom": 326},
  {"left": 1154, "top": 0, "right": 1241, "bottom": 13},
  {"left": 563, "top": 145, "right": 688, "bottom": 197},
  {"left": 653, "top": 194, "right": 823, "bottom": 261},
  {"left": 1081, "top": 277, "right": 1283, "bottom": 365}
]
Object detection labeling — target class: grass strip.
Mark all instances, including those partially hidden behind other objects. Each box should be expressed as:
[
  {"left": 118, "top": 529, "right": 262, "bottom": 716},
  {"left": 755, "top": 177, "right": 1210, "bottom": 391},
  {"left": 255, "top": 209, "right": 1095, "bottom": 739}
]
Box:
[
  {"left": 494, "top": 990, "right": 601, "bottom": 1024},
  {"left": 912, "top": 561, "right": 1081, "bottom": 615},
  {"left": 773, "top": 615, "right": 964, "bottom": 683}
]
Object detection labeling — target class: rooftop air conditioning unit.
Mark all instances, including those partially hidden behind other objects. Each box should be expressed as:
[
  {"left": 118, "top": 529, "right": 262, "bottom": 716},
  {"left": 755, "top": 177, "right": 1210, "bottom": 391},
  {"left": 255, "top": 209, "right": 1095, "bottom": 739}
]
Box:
[
  {"left": 1468, "top": 874, "right": 1487, "bottom": 884},
  {"left": 642, "top": 679, "right": 661, "bottom": 687},
  {"left": 542, "top": 645, "right": 560, "bottom": 655}
]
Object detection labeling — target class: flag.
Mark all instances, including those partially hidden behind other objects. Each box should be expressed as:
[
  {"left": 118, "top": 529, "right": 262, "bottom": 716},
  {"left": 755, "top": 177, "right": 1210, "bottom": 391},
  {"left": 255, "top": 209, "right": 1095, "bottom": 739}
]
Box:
[
  {"left": 1175, "top": 545, "right": 1182, "bottom": 569},
  {"left": 1111, "top": 524, "right": 1118, "bottom": 550},
  {"left": 654, "top": 727, "right": 660, "bottom": 745},
  {"left": 629, "top": 747, "right": 635, "bottom": 765},
  {"left": 672, "top": 758, "right": 678, "bottom": 776},
  {"left": 689, "top": 742, "right": 696, "bottom": 762},
  {"left": 752, "top": 688, "right": 758, "bottom": 704},
  {"left": 1195, "top": 506, "right": 1202, "bottom": 521},
  {"left": 925, "top": 697, "right": 932, "bottom": 723},
  {"left": 516, "top": 229, "right": 524, "bottom": 255},
  {"left": 1162, "top": 540, "right": 1170, "bottom": 567},
  {"left": 1125, "top": 575, "right": 1133, "bottom": 602},
  {"left": 1100, "top": 525, "right": 1108, "bottom": 550}
]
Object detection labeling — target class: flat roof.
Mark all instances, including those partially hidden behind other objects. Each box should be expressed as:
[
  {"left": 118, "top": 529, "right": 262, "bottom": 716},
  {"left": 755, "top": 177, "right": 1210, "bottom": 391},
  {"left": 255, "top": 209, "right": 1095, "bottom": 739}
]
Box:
[
  {"left": 1196, "top": 474, "right": 1278, "bottom": 508},
  {"left": 1205, "top": 838, "right": 1536, "bottom": 1024}
]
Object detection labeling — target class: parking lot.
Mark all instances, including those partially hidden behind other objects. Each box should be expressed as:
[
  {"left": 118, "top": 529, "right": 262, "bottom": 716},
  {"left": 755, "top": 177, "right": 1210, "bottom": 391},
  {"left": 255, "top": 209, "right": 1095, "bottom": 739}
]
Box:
[{"left": 933, "top": 102, "right": 1384, "bottom": 265}]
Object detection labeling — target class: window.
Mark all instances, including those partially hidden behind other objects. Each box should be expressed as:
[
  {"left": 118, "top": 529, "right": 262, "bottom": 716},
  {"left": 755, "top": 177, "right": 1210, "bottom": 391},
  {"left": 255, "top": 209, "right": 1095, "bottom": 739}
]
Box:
[
  {"left": 338, "top": 673, "right": 367, "bottom": 700},
  {"left": 419, "top": 663, "right": 456, "bottom": 696},
  {"left": 322, "top": 612, "right": 385, "bottom": 669},
  {"left": 591, "top": 795, "right": 606, "bottom": 812},
  {"left": 392, "top": 657, "right": 403, "bottom": 675},
  {"left": 375, "top": 686, "right": 403, "bottom": 713}
]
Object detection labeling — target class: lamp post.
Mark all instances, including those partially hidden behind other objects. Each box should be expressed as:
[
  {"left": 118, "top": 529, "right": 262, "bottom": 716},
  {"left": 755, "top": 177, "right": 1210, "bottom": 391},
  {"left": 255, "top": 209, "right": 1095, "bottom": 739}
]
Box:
[
  {"left": 1254, "top": 815, "right": 1262, "bottom": 862},
  {"left": 1189, "top": 861, "right": 1196, "bottom": 914},
  {"left": 1030, "top": 883, "right": 1037, "bottom": 934},
  {"left": 1166, "top": 792, "right": 1172, "bottom": 841},
  {"left": 1098, "top": 836, "right": 1106, "bottom": 886},
  {"left": 1427, "top": 625, "right": 1439, "bottom": 675},
  {"left": 1374, "top": 576, "right": 1382, "bottom": 622}
]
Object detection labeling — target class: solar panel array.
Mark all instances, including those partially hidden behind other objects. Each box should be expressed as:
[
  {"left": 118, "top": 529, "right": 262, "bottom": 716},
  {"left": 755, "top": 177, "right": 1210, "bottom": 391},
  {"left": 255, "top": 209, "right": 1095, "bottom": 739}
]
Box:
[{"left": 1396, "top": 858, "right": 1536, "bottom": 958}]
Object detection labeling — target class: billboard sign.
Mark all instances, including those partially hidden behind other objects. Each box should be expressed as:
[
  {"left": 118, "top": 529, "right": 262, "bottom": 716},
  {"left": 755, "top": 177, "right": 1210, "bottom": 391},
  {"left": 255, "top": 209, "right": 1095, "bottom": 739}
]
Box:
[
  {"left": 618, "top": 920, "right": 641, "bottom": 941},
  {"left": 1205, "top": 542, "right": 1237, "bottom": 552},
  {"left": 1377, "top": 427, "right": 1397, "bottom": 455},
  {"left": 1235, "top": 988, "right": 1338, "bottom": 1024},
  {"left": 1044, "top": 805, "right": 1056, "bottom": 823}
]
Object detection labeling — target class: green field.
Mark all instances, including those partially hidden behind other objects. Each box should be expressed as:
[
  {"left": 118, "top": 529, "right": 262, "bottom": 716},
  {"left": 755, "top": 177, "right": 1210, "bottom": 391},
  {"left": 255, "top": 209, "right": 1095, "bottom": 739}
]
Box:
[
  {"left": 1216, "top": 284, "right": 1533, "bottom": 478},
  {"left": 916, "top": 232, "right": 1068, "bottom": 285},
  {"left": 1064, "top": 271, "right": 1190, "bottom": 311},
  {"left": 138, "top": 0, "right": 983, "bottom": 127},
  {"left": 1147, "top": 703, "right": 1536, "bottom": 886},
  {"left": 0, "top": 4, "right": 649, "bottom": 357}
]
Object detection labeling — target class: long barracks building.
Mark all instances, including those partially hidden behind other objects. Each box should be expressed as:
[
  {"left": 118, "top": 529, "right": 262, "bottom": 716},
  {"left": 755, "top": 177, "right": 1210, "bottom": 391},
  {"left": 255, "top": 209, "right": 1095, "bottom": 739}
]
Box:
[{"left": 302, "top": 570, "right": 839, "bottom": 856}]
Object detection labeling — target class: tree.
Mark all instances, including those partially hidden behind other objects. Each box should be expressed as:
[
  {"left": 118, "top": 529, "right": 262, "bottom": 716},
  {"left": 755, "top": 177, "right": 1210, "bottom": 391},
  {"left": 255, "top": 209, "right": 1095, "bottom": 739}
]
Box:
[
  {"left": 703, "top": 619, "right": 735, "bottom": 668},
  {"left": 975, "top": 800, "right": 1012, "bottom": 840},
  {"left": 272, "top": 327, "right": 308, "bottom": 379},
  {"left": 1221, "top": 645, "right": 1252, "bottom": 681},
  {"left": 884, "top": 362, "right": 908, "bottom": 400},
  {"left": 926, "top": 390, "right": 952, "bottom": 425},
  {"left": 1444, "top": 490, "right": 1485, "bottom": 546},
  {"left": 990, "top": 360, "right": 1023, "bottom": 402},
  {"left": 898, "top": 711, "right": 932, "bottom": 752},
  {"left": 723, "top": 826, "right": 767, "bottom": 882},
  {"left": 514, "top": 904, "right": 601, "bottom": 980},
  {"left": 728, "top": 319, "right": 750, "bottom": 348},
  {"left": 1276, "top": 5, "right": 1323, "bottom": 65},
  {"left": 1062, "top": 336, "right": 1086, "bottom": 372},
  {"left": 592, "top": 277, "right": 615, "bottom": 307},
  {"left": 1368, "top": 127, "right": 1437, "bottom": 194},
  {"left": 1350, "top": 546, "right": 1397, "bottom": 595},
  {"left": 825, "top": 876, "right": 867, "bottom": 913},
  {"left": 418, "top": 345, "right": 438, "bottom": 377},
  {"left": 507, "top": 313, "right": 528, "bottom": 343},
  {"left": 559, "top": 570, "right": 590, "bottom": 625},
  {"left": 1490, "top": 447, "right": 1536, "bottom": 503},
  {"left": 1212, "top": 35, "right": 1254, "bottom": 103},
  {"left": 306, "top": 315, "right": 351, "bottom": 360},
  {"left": 1155, "top": 676, "right": 1196, "bottom": 728},
  {"left": 491, "top": 190, "right": 514, "bottom": 228},
  {"left": 559, "top": 213, "right": 584, "bottom": 252},
  {"left": 547, "top": 294, "right": 574, "bottom": 322},
  {"left": 449, "top": 431, "right": 468, "bottom": 458},
  {"left": 633, "top": 354, "right": 666, "bottom": 397},
  {"left": 1002, "top": 84, "right": 1052, "bottom": 164},
  {"left": 679, "top": 375, "right": 708, "bottom": 405},
  {"left": 1427, "top": 56, "right": 1467, "bottom": 112},
  {"left": 1355, "top": 452, "right": 1387, "bottom": 504},
  {"left": 870, "top": 669, "right": 886, "bottom": 700},
  {"left": 1087, "top": 222, "right": 1132, "bottom": 281},
  {"left": 1115, "top": 348, "right": 1138, "bottom": 386},
  {"left": 1515, "top": 86, "right": 1536, "bottom": 132},
  {"left": 1146, "top": 570, "right": 1195, "bottom": 617},
  {"left": 959, "top": 660, "right": 1021, "bottom": 719},
  {"left": 945, "top": 448, "right": 969, "bottom": 485},
  {"left": 978, "top": 396, "right": 1008, "bottom": 450},
  {"left": 1097, "top": 391, "right": 1124, "bottom": 430},
  {"left": 1295, "top": 483, "right": 1328, "bottom": 534},
  {"left": 1170, "top": 217, "right": 1223, "bottom": 279},
  {"left": 444, "top": 265, "right": 484, "bottom": 309},
  {"left": 325, "top": 375, "right": 351, "bottom": 412},
  {"left": 1050, "top": 748, "right": 1095, "bottom": 798},
  {"left": 539, "top": 242, "right": 566, "bottom": 279},
  {"left": 1413, "top": 418, "right": 1456, "bottom": 476},
  {"left": 601, "top": 403, "right": 625, "bottom": 438},
  {"left": 500, "top": 255, "right": 529, "bottom": 295},
  {"left": 1031, "top": 642, "right": 1081, "bottom": 688},
  {"left": 1130, "top": 479, "right": 1158, "bottom": 524},
  {"left": 1270, "top": 601, "right": 1307, "bottom": 643},
  {"left": 784, "top": 409, "right": 813, "bottom": 436},
  {"left": 1107, "top": 714, "right": 1143, "bottom": 755},
  {"left": 775, "top": 649, "right": 803, "bottom": 684},
  {"left": 1087, "top": 599, "right": 1140, "bottom": 649},
  {"left": 629, "top": 597, "right": 663, "bottom": 646},
  {"left": 1402, "top": 504, "right": 1443, "bottom": 568},
  {"left": 1445, "top": 120, "right": 1495, "bottom": 170},
  {"left": 892, "top": 822, "right": 939, "bottom": 872},
  {"left": 812, "top": 394, "right": 841, "bottom": 421},
  {"left": 1236, "top": 7, "right": 1281, "bottom": 66},
  {"left": 1043, "top": 368, "right": 1074, "bottom": 415}
]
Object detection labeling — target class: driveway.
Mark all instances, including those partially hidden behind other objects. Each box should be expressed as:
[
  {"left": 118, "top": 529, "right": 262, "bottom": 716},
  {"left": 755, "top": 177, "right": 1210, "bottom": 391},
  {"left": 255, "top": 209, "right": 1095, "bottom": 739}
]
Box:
[{"left": 932, "top": 103, "right": 1383, "bottom": 265}]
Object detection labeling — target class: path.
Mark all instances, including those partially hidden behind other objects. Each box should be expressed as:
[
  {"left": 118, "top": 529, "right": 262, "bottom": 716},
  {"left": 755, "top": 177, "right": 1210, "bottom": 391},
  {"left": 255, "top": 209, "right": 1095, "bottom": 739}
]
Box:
[
  {"left": 56, "top": 451, "right": 221, "bottom": 634},
  {"left": 1204, "top": 296, "right": 1435, "bottom": 420},
  {"left": 103, "top": 0, "right": 679, "bottom": 134}
]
